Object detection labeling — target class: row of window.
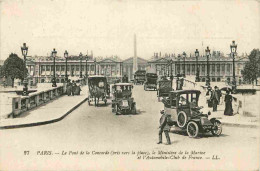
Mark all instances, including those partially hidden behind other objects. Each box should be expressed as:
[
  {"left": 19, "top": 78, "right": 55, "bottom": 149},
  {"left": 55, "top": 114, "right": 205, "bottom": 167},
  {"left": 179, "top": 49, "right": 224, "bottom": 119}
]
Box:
[{"left": 156, "top": 64, "right": 233, "bottom": 73}]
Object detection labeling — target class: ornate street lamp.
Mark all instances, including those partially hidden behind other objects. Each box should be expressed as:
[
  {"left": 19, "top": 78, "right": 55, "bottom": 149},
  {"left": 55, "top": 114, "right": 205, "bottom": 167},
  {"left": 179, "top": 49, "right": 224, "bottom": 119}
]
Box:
[
  {"left": 21, "top": 43, "right": 29, "bottom": 96},
  {"left": 94, "top": 58, "right": 97, "bottom": 75},
  {"left": 230, "top": 40, "right": 237, "bottom": 91},
  {"left": 79, "top": 52, "right": 83, "bottom": 78},
  {"left": 183, "top": 52, "right": 186, "bottom": 77},
  {"left": 195, "top": 49, "right": 200, "bottom": 82},
  {"left": 85, "top": 55, "right": 89, "bottom": 78},
  {"left": 52, "top": 48, "right": 57, "bottom": 87},
  {"left": 170, "top": 59, "right": 173, "bottom": 83},
  {"left": 64, "top": 50, "right": 69, "bottom": 82},
  {"left": 205, "top": 46, "right": 211, "bottom": 87},
  {"left": 177, "top": 54, "right": 181, "bottom": 76}
]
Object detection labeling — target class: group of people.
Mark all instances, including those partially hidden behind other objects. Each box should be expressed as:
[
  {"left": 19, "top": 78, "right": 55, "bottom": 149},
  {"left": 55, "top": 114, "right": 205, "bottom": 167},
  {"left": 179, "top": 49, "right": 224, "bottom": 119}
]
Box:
[
  {"left": 206, "top": 86, "right": 233, "bottom": 116},
  {"left": 66, "top": 80, "right": 82, "bottom": 96}
]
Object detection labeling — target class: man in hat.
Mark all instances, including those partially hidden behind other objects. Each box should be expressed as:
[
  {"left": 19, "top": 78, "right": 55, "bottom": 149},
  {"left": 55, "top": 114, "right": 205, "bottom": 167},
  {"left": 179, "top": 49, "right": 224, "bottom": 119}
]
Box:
[
  {"left": 210, "top": 86, "right": 219, "bottom": 112},
  {"left": 157, "top": 110, "right": 171, "bottom": 145}
]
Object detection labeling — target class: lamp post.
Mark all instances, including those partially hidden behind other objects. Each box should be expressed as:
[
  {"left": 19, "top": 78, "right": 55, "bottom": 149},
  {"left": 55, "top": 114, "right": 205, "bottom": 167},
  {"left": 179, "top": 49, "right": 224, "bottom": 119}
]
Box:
[
  {"left": 94, "top": 58, "right": 97, "bottom": 75},
  {"left": 183, "top": 52, "right": 186, "bottom": 77},
  {"left": 64, "top": 50, "right": 69, "bottom": 82},
  {"left": 52, "top": 48, "right": 57, "bottom": 87},
  {"left": 177, "top": 54, "right": 181, "bottom": 76},
  {"left": 79, "top": 52, "right": 83, "bottom": 78},
  {"left": 195, "top": 49, "right": 200, "bottom": 82},
  {"left": 21, "top": 43, "right": 29, "bottom": 96},
  {"left": 205, "top": 46, "right": 210, "bottom": 87},
  {"left": 230, "top": 40, "right": 237, "bottom": 91},
  {"left": 85, "top": 55, "right": 89, "bottom": 78},
  {"left": 170, "top": 59, "right": 173, "bottom": 83}
]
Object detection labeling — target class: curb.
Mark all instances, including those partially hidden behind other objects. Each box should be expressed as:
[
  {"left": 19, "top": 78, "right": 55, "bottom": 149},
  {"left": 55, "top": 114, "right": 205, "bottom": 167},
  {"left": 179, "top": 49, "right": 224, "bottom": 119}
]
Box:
[
  {"left": 0, "top": 97, "right": 88, "bottom": 130},
  {"left": 222, "top": 122, "right": 259, "bottom": 128}
]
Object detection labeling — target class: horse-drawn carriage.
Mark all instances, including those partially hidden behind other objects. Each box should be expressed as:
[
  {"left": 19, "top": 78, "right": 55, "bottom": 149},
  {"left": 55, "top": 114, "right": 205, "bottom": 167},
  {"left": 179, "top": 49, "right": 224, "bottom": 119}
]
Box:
[
  {"left": 162, "top": 90, "right": 222, "bottom": 138},
  {"left": 87, "top": 75, "right": 108, "bottom": 106},
  {"left": 111, "top": 83, "right": 137, "bottom": 114},
  {"left": 157, "top": 78, "right": 173, "bottom": 101}
]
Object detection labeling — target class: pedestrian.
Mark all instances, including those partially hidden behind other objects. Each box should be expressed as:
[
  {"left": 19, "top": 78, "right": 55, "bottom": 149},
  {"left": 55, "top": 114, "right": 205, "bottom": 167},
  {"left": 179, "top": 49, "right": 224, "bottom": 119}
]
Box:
[
  {"left": 71, "top": 80, "right": 76, "bottom": 96},
  {"left": 206, "top": 87, "right": 212, "bottom": 108},
  {"left": 224, "top": 90, "right": 233, "bottom": 116},
  {"left": 157, "top": 110, "right": 171, "bottom": 145},
  {"left": 66, "top": 80, "right": 72, "bottom": 96},
  {"left": 216, "top": 86, "right": 222, "bottom": 105},
  {"left": 74, "top": 80, "right": 82, "bottom": 95},
  {"left": 210, "top": 86, "right": 219, "bottom": 112}
]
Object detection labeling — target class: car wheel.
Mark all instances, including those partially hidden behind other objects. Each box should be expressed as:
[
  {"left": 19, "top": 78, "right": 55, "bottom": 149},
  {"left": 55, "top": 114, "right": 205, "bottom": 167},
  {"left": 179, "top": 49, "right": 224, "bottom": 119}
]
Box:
[
  {"left": 210, "top": 119, "right": 222, "bottom": 136},
  {"left": 187, "top": 121, "right": 199, "bottom": 138},
  {"left": 177, "top": 111, "right": 187, "bottom": 128}
]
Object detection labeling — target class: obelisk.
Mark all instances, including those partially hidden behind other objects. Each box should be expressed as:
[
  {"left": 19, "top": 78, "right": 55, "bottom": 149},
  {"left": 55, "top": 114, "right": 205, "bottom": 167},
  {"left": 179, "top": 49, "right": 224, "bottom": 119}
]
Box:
[{"left": 133, "top": 34, "right": 138, "bottom": 73}]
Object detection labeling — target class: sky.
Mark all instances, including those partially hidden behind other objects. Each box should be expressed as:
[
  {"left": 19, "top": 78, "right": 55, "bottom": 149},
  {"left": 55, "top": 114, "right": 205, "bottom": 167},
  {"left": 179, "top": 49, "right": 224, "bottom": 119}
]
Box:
[{"left": 0, "top": 0, "right": 260, "bottom": 60}]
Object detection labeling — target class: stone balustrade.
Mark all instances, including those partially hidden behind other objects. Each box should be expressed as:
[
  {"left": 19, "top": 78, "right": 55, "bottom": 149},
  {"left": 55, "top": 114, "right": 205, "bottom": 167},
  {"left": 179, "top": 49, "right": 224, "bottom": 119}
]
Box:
[{"left": 10, "top": 85, "right": 65, "bottom": 117}]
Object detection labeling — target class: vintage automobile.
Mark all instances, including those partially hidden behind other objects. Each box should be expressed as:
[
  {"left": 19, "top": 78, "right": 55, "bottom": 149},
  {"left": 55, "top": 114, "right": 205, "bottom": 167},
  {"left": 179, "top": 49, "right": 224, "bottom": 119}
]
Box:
[
  {"left": 134, "top": 70, "right": 146, "bottom": 85},
  {"left": 87, "top": 75, "right": 108, "bottom": 106},
  {"left": 162, "top": 90, "right": 222, "bottom": 138},
  {"left": 157, "top": 78, "right": 173, "bottom": 101},
  {"left": 144, "top": 73, "right": 158, "bottom": 91},
  {"left": 111, "top": 83, "right": 137, "bottom": 114}
]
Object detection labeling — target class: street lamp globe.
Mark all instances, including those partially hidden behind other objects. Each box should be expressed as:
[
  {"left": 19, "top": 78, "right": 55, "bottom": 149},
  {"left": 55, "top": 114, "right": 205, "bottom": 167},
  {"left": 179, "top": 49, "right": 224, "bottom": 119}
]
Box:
[
  {"left": 21, "top": 43, "right": 28, "bottom": 56},
  {"left": 230, "top": 40, "right": 237, "bottom": 53},
  {"left": 205, "top": 46, "right": 210, "bottom": 56},
  {"left": 64, "top": 50, "right": 68, "bottom": 58},
  {"left": 195, "top": 49, "right": 199, "bottom": 58},
  {"left": 52, "top": 48, "right": 57, "bottom": 58}
]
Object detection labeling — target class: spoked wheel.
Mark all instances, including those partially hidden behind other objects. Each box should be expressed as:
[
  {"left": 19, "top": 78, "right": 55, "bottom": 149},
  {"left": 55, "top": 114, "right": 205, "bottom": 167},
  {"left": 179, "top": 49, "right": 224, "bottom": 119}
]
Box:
[
  {"left": 177, "top": 111, "right": 187, "bottom": 128},
  {"left": 211, "top": 120, "right": 222, "bottom": 136},
  {"left": 187, "top": 121, "right": 199, "bottom": 138}
]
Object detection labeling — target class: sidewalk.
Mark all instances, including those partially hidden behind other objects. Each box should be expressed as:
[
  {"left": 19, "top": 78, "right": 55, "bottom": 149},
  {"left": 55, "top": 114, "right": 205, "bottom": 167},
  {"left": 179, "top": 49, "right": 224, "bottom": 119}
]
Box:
[
  {"left": 0, "top": 86, "right": 88, "bottom": 129},
  {"left": 207, "top": 103, "right": 259, "bottom": 128}
]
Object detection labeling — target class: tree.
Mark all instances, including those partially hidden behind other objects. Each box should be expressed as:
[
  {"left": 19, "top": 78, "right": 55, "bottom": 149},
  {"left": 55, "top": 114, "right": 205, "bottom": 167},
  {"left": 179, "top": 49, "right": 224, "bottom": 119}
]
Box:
[
  {"left": 1, "top": 53, "right": 28, "bottom": 87},
  {"left": 241, "top": 49, "right": 260, "bottom": 85}
]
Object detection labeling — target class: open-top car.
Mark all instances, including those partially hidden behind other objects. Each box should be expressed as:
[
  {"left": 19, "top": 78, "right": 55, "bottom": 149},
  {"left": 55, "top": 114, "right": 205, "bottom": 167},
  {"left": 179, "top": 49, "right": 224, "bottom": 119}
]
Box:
[
  {"left": 157, "top": 78, "right": 173, "bottom": 101},
  {"left": 87, "top": 75, "right": 108, "bottom": 106},
  {"left": 162, "top": 90, "right": 222, "bottom": 138},
  {"left": 111, "top": 83, "right": 136, "bottom": 114},
  {"left": 144, "top": 73, "right": 158, "bottom": 91}
]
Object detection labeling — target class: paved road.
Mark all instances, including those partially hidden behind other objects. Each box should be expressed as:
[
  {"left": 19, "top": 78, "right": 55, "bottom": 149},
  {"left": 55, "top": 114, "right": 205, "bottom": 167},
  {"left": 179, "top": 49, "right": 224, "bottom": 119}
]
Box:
[{"left": 0, "top": 85, "right": 259, "bottom": 170}]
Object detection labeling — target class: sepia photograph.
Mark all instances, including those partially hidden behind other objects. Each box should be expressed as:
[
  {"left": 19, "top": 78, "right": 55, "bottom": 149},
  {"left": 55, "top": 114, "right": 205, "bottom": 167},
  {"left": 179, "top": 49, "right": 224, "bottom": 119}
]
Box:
[{"left": 0, "top": 0, "right": 259, "bottom": 170}]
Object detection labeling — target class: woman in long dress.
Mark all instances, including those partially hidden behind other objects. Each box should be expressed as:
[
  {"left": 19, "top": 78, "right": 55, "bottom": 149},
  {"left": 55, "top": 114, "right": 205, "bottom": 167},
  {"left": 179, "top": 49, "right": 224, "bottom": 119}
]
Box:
[{"left": 224, "top": 91, "right": 233, "bottom": 116}]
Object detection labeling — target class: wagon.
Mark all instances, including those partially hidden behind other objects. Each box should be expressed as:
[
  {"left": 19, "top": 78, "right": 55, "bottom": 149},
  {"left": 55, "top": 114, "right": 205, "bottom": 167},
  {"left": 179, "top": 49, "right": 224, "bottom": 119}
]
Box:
[
  {"left": 144, "top": 73, "right": 158, "bottom": 91},
  {"left": 111, "top": 83, "right": 137, "bottom": 114},
  {"left": 87, "top": 75, "right": 108, "bottom": 106},
  {"left": 134, "top": 70, "right": 146, "bottom": 85},
  {"left": 162, "top": 90, "right": 222, "bottom": 138}
]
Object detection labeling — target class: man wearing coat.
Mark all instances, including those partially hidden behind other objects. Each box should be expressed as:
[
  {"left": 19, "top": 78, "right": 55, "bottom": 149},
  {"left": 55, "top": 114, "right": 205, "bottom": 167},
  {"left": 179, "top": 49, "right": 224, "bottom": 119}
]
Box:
[
  {"left": 211, "top": 86, "right": 219, "bottom": 112},
  {"left": 157, "top": 110, "right": 171, "bottom": 145}
]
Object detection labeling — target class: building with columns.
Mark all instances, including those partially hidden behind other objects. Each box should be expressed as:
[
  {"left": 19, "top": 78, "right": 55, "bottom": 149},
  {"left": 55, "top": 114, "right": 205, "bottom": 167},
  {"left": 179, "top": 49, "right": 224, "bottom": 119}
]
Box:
[
  {"left": 148, "top": 54, "right": 249, "bottom": 84},
  {"left": 24, "top": 56, "right": 125, "bottom": 85}
]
